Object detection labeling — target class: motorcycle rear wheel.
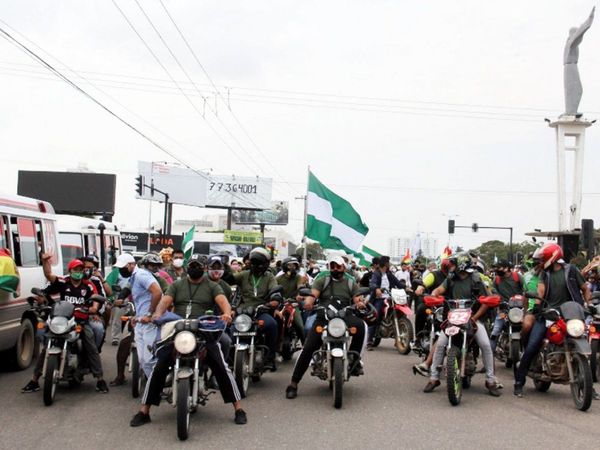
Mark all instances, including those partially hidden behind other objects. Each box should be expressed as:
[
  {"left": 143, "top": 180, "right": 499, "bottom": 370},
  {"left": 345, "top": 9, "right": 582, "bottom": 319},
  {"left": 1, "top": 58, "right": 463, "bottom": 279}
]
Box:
[
  {"left": 234, "top": 349, "right": 250, "bottom": 396},
  {"left": 371, "top": 337, "right": 381, "bottom": 348},
  {"left": 508, "top": 340, "right": 521, "bottom": 370},
  {"left": 176, "top": 378, "right": 191, "bottom": 441},
  {"left": 131, "top": 348, "right": 141, "bottom": 398},
  {"left": 446, "top": 347, "right": 462, "bottom": 406},
  {"left": 281, "top": 335, "right": 293, "bottom": 361},
  {"left": 333, "top": 357, "right": 344, "bottom": 409},
  {"left": 590, "top": 339, "right": 599, "bottom": 383},
  {"left": 43, "top": 354, "right": 59, "bottom": 406},
  {"left": 570, "top": 353, "right": 593, "bottom": 411},
  {"left": 395, "top": 317, "right": 414, "bottom": 355}
]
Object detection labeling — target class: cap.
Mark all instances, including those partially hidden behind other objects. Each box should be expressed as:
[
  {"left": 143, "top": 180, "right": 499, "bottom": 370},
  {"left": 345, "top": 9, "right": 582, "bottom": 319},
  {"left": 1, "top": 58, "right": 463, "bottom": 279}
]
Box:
[
  {"left": 67, "top": 259, "right": 85, "bottom": 271},
  {"left": 207, "top": 255, "right": 223, "bottom": 267},
  {"left": 114, "top": 253, "right": 136, "bottom": 268},
  {"left": 188, "top": 254, "right": 207, "bottom": 266},
  {"left": 497, "top": 259, "right": 512, "bottom": 268},
  {"left": 327, "top": 254, "right": 345, "bottom": 266}
]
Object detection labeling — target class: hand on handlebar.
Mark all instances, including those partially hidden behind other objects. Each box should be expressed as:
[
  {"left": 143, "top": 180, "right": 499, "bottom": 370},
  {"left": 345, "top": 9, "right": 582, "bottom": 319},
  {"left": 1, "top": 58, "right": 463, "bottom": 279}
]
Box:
[{"left": 220, "top": 313, "right": 232, "bottom": 325}]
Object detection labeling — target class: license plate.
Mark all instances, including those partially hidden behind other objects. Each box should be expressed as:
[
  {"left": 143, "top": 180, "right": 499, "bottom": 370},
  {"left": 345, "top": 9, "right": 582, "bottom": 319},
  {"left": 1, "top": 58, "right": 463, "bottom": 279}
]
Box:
[
  {"left": 448, "top": 309, "right": 471, "bottom": 325},
  {"left": 233, "top": 332, "right": 255, "bottom": 337},
  {"left": 445, "top": 326, "right": 460, "bottom": 336}
]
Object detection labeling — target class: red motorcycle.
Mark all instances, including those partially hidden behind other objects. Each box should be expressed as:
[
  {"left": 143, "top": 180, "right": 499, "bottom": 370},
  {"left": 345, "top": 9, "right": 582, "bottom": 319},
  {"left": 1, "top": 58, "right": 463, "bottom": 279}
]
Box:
[
  {"left": 371, "top": 288, "right": 414, "bottom": 354},
  {"left": 278, "top": 297, "right": 303, "bottom": 361},
  {"left": 587, "top": 292, "right": 600, "bottom": 382}
]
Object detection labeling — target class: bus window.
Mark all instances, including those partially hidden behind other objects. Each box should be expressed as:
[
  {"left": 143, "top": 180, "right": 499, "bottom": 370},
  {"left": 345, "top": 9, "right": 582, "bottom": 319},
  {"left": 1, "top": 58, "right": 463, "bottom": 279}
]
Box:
[
  {"left": 42, "top": 220, "right": 59, "bottom": 267},
  {"left": 12, "top": 217, "right": 40, "bottom": 267},
  {"left": 0, "top": 215, "right": 9, "bottom": 251},
  {"left": 104, "top": 235, "right": 115, "bottom": 267},
  {"left": 60, "top": 232, "right": 84, "bottom": 273},
  {"left": 85, "top": 234, "right": 98, "bottom": 258}
]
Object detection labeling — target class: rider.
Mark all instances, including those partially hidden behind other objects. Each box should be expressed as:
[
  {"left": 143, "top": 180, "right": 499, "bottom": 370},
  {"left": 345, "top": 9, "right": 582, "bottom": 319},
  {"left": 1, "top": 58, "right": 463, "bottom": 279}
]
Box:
[
  {"left": 130, "top": 253, "right": 246, "bottom": 427},
  {"left": 231, "top": 247, "right": 279, "bottom": 369},
  {"left": 490, "top": 260, "right": 524, "bottom": 354},
  {"left": 367, "top": 255, "right": 405, "bottom": 349},
  {"left": 285, "top": 254, "right": 368, "bottom": 400},
  {"left": 514, "top": 242, "right": 591, "bottom": 397},
  {"left": 21, "top": 256, "right": 108, "bottom": 394},
  {"left": 165, "top": 248, "right": 186, "bottom": 282},
  {"left": 423, "top": 252, "right": 501, "bottom": 397},
  {"left": 81, "top": 255, "right": 111, "bottom": 350},
  {"left": 207, "top": 255, "right": 232, "bottom": 302},
  {"left": 276, "top": 256, "right": 307, "bottom": 343}
]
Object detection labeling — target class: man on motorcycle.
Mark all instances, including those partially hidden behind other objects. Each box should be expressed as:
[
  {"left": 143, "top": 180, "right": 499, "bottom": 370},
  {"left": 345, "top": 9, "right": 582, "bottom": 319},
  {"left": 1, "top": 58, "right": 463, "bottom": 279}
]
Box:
[
  {"left": 207, "top": 256, "right": 232, "bottom": 302},
  {"left": 367, "top": 255, "right": 405, "bottom": 349},
  {"left": 130, "top": 253, "right": 246, "bottom": 427},
  {"left": 514, "top": 242, "right": 591, "bottom": 397},
  {"left": 81, "top": 255, "right": 112, "bottom": 350},
  {"left": 423, "top": 253, "right": 501, "bottom": 396},
  {"left": 490, "top": 260, "right": 524, "bottom": 354},
  {"left": 22, "top": 256, "right": 108, "bottom": 394},
  {"left": 276, "top": 256, "right": 307, "bottom": 343},
  {"left": 166, "top": 248, "right": 187, "bottom": 282},
  {"left": 231, "top": 247, "right": 279, "bottom": 369},
  {"left": 285, "top": 254, "right": 368, "bottom": 399}
]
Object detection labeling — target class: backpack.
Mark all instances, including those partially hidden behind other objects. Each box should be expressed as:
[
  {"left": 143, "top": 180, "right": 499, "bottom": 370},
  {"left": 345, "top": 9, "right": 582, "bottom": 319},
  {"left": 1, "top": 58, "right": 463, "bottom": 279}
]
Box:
[
  {"left": 320, "top": 275, "right": 355, "bottom": 300},
  {"left": 494, "top": 271, "right": 521, "bottom": 289},
  {"left": 446, "top": 271, "right": 485, "bottom": 299}
]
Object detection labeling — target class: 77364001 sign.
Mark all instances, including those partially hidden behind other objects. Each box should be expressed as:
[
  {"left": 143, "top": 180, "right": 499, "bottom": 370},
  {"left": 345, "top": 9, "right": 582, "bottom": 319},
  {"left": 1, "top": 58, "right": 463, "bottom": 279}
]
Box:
[{"left": 208, "top": 182, "right": 257, "bottom": 194}]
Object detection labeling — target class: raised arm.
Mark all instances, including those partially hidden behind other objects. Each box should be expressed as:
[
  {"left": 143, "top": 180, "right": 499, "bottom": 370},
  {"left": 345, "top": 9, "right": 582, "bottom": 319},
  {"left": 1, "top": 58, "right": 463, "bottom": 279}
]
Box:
[{"left": 571, "top": 7, "right": 595, "bottom": 45}]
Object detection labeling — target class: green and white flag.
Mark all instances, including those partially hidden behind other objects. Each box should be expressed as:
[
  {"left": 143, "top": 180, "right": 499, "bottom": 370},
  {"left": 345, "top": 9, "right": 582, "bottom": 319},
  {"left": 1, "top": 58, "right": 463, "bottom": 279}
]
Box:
[
  {"left": 306, "top": 171, "right": 369, "bottom": 255},
  {"left": 182, "top": 226, "right": 195, "bottom": 263},
  {"left": 358, "top": 245, "right": 381, "bottom": 267}
]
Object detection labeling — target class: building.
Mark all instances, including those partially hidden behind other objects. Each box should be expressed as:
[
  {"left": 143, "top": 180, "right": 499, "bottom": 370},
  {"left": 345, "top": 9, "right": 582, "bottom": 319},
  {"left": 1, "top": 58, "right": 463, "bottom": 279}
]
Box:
[{"left": 389, "top": 234, "right": 439, "bottom": 260}]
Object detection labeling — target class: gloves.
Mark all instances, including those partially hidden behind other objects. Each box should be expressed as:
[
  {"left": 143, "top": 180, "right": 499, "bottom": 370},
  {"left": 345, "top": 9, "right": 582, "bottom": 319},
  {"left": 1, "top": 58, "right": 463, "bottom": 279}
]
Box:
[{"left": 532, "top": 303, "right": 542, "bottom": 315}]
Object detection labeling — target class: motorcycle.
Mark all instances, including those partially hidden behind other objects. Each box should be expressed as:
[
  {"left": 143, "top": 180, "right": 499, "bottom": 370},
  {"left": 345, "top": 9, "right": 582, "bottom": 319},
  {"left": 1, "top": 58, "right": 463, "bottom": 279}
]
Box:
[
  {"left": 587, "top": 292, "right": 600, "bottom": 382},
  {"left": 279, "top": 296, "right": 302, "bottom": 361},
  {"left": 35, "top": 288, "right": 106, "bottom": 406},
  {"left": 426, "top": 294, "right": 500, "bottom": 406},
  {"left": 526, "top": 294, "right": 593, "bottom": 411},
  {"left": 412, "top": 295, "right": 444, "bottom": 359},
  {"left": 157, "top": 315, "right": 226, "bottom": 441},
  {"left": 494, "top": 294, "right": 526, "bottom": 369},
  {"left": 306, "top": 287, "right": 372, "bottom": 409},
  {"left": 371, "top": 288, "right": 414, "bottom": 354},
  {"left": 232, "top": 287, "right": 283, "bottom": 396}
]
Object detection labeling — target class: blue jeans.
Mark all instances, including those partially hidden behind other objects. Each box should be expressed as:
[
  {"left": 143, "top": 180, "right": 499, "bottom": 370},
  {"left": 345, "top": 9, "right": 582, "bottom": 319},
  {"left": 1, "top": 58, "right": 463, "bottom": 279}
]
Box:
[
  {"left": 304, "top": 313, "right": 316, "bottom": 336},
  {"left": 135, "top": 322, "right": 158, "bottom": 378},
  {"left": 368, "top": 297, "right": 385, "bottom": 342},
  {"left": 490, "top": 314, "right": 506, "bottom": 354},
  {"left": 515, "top": 318, "right": 546, "bottom": 385},
  {"left": 89, "top": 319, "right": 105, "bottom": 349}
]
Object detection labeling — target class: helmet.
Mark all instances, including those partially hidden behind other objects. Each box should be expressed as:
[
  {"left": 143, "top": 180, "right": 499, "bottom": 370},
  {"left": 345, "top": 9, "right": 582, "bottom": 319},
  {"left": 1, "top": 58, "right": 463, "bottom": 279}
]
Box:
[
  {"left": 452, "top": 252, "right": 473, "bottom": 273},
  {"left": 440, "top": 259, "right": 451, "bottom": 275},
  {"left": 82, "top": 254, "right": 100, "bottom": 266},
  {"left": 539, "top": 242, "right": 563, "bottom": 269},
  {"left": 357, "top": 302, "right": 378, "bottom": 326},
  {"left": 67, "top": 259, "right": 85, "bottom": 271},
  {"left": 282, "top": 256, "right": 300, "bottom": 272},
  {"left": 249, "top": 247, "right": 270, "bottom": 263},
  {"left": 140, "top": 252, "right": 162, "bottom": 266},
  {"left": 474, "top": 260, "right": 486, "bottom": 274}
]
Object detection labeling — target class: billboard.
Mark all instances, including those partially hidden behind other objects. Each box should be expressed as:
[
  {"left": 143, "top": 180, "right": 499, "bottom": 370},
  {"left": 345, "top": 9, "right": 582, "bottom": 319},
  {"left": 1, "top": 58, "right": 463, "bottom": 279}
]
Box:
[
  {"left": 121, "top": 232, "right": 150, "bottom": 253},
  {"left": 223, "top": 230, "right": 263, "bottom": 245},
  {"left": 206, "top": 174, "right": 272, "bottom": 210},
  {"left": 18, "top": 171, "right": 116, "bottom": 215},
  {"left": 233, "top": 201, "right": 288, "bottom": 225},
  {"left": 137, "top": 161, "right": 208, "bottom": 207}
]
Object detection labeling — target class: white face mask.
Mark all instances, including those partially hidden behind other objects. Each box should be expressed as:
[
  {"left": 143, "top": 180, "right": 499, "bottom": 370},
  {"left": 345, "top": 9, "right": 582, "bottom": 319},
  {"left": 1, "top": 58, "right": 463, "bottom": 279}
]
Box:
[
  {"left": 208, "top": 269, "right": 224, "bottom": 279},
  {"left": 172, "top": 258, "right": 184, "bottom": 269}
]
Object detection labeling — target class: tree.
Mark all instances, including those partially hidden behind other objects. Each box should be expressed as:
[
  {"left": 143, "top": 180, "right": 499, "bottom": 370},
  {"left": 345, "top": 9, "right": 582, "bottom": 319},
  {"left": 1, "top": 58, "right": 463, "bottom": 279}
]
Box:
[{"left": 471, "top": 240, "right": 540, "bottom": 266}]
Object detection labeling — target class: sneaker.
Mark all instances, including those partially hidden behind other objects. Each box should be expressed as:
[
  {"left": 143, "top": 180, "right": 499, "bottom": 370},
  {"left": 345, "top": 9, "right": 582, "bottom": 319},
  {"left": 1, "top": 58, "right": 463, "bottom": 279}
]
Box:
[
  {"left": 423, "top": 380, "right": 440, "bottom": 393},
  {"left": 21, "top": 380, "right": 40, "bottom": 393},
  {"left": 234, "top": 409, "right": 247, "bottom": 425},
  {"left": 593, "top": 388, "right": 600, "bottom": 400},
  {"left": 111, "top": 340, "right": 119, "bottom": 346},
  {"left": 130, "top": 412, "right": 151, "bottom": 427},
  {"left": 96, "top": 379, "right": 109, "bottom": 393},
  {"left": 485, "top": 381, "right": 502, "bottom": 397},
  {"left": 513, "top": 383, "right": 523, "bottom": 398},
  {"left": 109, "top": 377, "right": 127, "bottom": 387},
  {"left": 285, "top": 385, "right": 298, "bottom": 399},
  {"left": 412, "top": 363, "right": 430, "bottom": 377},
  {"left": 366, "top": 343, "right": 374, "bottom": 351}
]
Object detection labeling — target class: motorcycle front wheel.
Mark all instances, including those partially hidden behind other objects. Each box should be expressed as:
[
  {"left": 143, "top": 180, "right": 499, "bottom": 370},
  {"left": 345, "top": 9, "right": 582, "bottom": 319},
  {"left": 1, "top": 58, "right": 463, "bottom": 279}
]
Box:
[
  {"left": 590, "top": 339, "right": 599, "bottom": 383},
  {"left": 508, "top": 339, "right": 521, "bottom": 369},
  {"left": 395, "top": 317, "right": 414, "bottom": 355},
  {"left": 43, "top": 354, "right": 59, "bottom": 406},
  {"left": 446, "top": 346, "right": 462, "bottom": 406},
  {"left": 281, "top": 335, "right": 293, "bottom": 361},
  {"left": 131, "top": 348, "right": 141, "bottom": 398},
  {"left": 176, "top": 378, "right": 191, "bottom": 441},
  {"left": 570, "top": 353, "right": 593, "bottom": 411},
  {"left": 332, "top": 357, "right": 344, "bottom": 409},
  {"left": 234, "top": 349, "right": 250, "bottom": 396}
]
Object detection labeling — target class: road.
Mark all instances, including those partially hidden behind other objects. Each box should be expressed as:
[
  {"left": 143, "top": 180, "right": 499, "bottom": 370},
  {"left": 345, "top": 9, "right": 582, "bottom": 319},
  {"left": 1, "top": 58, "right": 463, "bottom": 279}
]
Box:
[{"left": 1, "top": 339, "right": 599, "bottom": 449}]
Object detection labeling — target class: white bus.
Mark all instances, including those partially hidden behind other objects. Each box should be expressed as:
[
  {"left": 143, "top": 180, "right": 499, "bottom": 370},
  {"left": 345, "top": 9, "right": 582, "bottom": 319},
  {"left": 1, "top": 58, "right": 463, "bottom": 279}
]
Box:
[{"left": 0, "top": 193, "right": 63, "bottom": 369}]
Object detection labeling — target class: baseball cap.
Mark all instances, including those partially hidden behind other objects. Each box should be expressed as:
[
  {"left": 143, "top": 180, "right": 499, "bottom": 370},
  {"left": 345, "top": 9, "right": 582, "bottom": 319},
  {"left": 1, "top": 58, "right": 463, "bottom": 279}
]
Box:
[
  {"left": 114, "top": 253, "right": 135, "bottom": 268},
  {"left": 497, "top": 259, "right": 512, "bottom": 268},
  {"left": 327, "top": 254, "right": 345, "bottom": 266},
  {"left": 188, "top": 254, "right": 207, "bottom": 266},
  {"left": 67, "top": 259, "right": 84, "bottom": 271},
  {"left": 207, "top": 255, "right": 223, "bottom": 267}
]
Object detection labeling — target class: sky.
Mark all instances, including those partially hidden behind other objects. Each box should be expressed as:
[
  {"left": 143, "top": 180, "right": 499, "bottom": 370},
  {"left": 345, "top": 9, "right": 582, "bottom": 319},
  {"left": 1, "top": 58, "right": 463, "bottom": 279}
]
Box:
[{"left": 1, "top": 0, "right": 600, "bottom": 258}]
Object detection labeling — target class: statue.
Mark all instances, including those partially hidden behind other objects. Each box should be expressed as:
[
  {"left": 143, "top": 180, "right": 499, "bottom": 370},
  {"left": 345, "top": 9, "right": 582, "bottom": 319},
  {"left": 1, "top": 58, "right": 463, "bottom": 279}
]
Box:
[{"left": 563, "top": 7, "right": 594, "bottom": 116}]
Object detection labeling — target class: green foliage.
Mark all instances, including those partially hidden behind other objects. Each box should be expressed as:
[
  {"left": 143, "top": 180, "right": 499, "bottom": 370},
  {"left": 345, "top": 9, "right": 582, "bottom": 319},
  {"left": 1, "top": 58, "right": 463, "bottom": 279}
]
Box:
[{"left": 471, "top": 240, "right": 540, "bottom": 266}]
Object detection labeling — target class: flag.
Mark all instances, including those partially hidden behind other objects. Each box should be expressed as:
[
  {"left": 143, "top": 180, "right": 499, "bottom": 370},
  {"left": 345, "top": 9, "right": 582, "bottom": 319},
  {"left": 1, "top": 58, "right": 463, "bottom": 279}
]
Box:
[
  {"left": 0, "top": 249, "right": 19, "bottom": 294},
  {"left": 358, "top": 245, "right": 381, "bottom": 266},
  {"left": 402, "top": 248, "right": 412, "bottom": 263},
  {"left": 306, "top": 171, "right": 369, "bottom": 255},
  {"left": 182, "top": 226, "right": 195, "bottom": 262},
  {"left": 441, "top": 246, "right": 453, "bottom": 259}
]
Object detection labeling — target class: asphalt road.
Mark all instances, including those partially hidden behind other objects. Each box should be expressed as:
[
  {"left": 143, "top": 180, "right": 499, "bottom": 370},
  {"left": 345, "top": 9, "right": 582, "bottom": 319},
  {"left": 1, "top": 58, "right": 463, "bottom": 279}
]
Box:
[{"left": 1, "top": 339, "right": 600, "bottom": 450}]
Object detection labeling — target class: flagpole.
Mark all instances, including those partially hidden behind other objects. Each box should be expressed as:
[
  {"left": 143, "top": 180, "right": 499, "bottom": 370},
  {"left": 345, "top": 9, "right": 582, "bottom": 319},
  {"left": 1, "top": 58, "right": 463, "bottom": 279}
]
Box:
[{"left": 302, "top": 165, "right": 310, "bottom": 264}]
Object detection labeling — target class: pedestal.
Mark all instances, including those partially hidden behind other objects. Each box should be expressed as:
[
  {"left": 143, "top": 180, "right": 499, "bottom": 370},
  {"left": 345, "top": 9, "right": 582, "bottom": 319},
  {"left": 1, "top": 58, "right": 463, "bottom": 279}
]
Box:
[{"left": 549, "top": 116, "right": 593, "bottom": 231}]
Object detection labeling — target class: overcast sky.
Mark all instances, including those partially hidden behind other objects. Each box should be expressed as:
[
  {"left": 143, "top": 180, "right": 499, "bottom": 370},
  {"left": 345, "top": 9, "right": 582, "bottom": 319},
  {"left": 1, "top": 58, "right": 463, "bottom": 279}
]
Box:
[{"left": 2, "top": 0, "right": 600, "bottom": 257}]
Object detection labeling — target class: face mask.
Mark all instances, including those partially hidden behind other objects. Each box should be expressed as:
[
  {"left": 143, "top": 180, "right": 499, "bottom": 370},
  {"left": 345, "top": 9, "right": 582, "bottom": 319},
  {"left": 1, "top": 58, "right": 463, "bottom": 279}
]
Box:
[
  {"left": 119, "top": 266, "right": 131, "bottom": 277},
  {"left": 172, "top": 258, "right": 184, "bottom": 269},
  {"left": 70, "top": 271, "right": 84, "bottom": 281},
  {"left": 496, "top": 270, "right": 505, "bottom": 276},
  {"left": 288, "top": 270, "right": 297, "bottom": 278},
  {"left": 209, "top": 269, "right": 224, "bottom": 279},
  {"left": 250, "top": 263, "right": 266, "bottom": 276},
  {"left": 188, "top": 266, "right": 204, "bottom": 280},
  {"left": 83, "top": 268, "right": 93, "bottom": 279},
  {"left": 331, "top": 270, "right": 344, "bottom": 280},
  {"left": 148, "top": 266, "right": 160, "bottom": 274}
]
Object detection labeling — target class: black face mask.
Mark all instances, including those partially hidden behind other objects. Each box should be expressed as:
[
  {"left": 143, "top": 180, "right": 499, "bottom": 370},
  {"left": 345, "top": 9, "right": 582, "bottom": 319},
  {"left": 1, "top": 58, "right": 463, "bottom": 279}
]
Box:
[
  {"left": 188, "top": 266, "right": 204, "bottom": 280},
  {"left": 288, "top": 269, "right": 297, "bottom": 278},
  {"left": 331, "top": 270, "right": 344, "bottom": 280},
  {"left": 83, "top": 268, "right": 94, "bottom": 279},
  {"left": 119, "top": 266, "right": 131, "bottom": 278},
  {"left": 250, "top": 262, "right": 267, "bottom": 276},
  {"left": 496, "top": 270, "right": 505, "bottom": 276}
]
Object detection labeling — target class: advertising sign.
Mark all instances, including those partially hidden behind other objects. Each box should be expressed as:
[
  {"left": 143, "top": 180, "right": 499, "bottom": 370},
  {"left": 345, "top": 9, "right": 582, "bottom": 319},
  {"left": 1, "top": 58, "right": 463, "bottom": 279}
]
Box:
[
  {"left": 233, "top": 200, "right": 289, "bottom": 225},
  {"left": 121, "top": 232, "right": 149, "bottom": 253},
  {"left": 206, "top": 175, "right": 272, "bottom": 210},
  {"left": 223, "top": 230, "right": 263, "bottom": 245},
  {"left": 149, "top": 234, "right": 183, "bottom": 252},
  {"left": 137, "top": 161, "right": 208, "bottom": 207}
]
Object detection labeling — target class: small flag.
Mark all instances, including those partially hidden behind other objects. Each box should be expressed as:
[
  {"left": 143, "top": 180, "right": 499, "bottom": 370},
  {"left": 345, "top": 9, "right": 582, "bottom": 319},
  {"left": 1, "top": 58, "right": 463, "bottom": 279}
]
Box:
[
  {"left": 0, "top": 249, "right": 19, "bottom": 294},
  {"left": 402, "top": 248, "right": 412, "bottom": 263},
  {"left": 441, "top": 246, "right": 453, "bottom": 259},
  {"left": 182, "top": 226, "right": 195, "bottom": 263}
]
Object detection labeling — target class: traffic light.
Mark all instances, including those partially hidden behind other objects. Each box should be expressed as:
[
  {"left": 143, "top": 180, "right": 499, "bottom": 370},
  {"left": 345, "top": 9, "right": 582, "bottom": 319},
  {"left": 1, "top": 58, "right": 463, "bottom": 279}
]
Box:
[
  {"left": 581, "top": 218, "right": 595, "bottom": 255},
  {"left": 472, "top": 223, "right": 479, "bottom": 232},
  {"left": 448, "top": 219, "right": 455, "bottom": 234},
  {"left": 135, "top": 175, "right": 144, "bottom": 196}
]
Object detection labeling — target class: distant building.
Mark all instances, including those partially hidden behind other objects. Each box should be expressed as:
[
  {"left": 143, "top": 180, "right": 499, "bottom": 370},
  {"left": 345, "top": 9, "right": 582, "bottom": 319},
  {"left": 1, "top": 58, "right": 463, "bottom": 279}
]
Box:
[{"left": 389, "top": 234, "right": 439, "bottom": 260}]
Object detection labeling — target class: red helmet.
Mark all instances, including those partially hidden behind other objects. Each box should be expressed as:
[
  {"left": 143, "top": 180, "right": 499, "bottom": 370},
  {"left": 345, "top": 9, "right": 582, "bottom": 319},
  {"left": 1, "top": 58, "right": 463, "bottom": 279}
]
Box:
[
  {"left": 67, "top": 259, "right": 85, "bottom": 271},
  {"left": 539, "top": 242, "right": 563, "bottom": 269},
  {"left": 441, "top": 259, "right": 451, "bottom": 275}
]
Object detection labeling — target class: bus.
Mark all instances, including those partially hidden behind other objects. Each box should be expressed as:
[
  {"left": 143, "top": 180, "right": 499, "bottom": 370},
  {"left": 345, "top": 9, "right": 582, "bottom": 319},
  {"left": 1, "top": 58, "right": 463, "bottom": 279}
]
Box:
[{"left": 0, "top": 193, "right": 63, "bottom": 369}]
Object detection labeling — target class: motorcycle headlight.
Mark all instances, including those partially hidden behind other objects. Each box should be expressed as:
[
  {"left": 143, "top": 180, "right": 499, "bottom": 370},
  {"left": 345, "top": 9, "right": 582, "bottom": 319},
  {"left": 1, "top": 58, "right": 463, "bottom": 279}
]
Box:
[
  {"left": 566, "top": 319, "right": 585, "bottom": 338},
  {"left": 49, "top": 317, "right": 69, "bottom": 335},
  {"left": 327, "top": 318, "right": 347, "bottom": 338},
  {"left": 508, "top": 308, "right": 524, "bottom": 324},
  {"left": 234, "top": 314, "right": 252, "bottom": 332},
  {"left": 435, "top": 309, "right": 444, "bottom": 323},
  {"left": 174, "top": 331, "right": 196, "bottom": 354}
]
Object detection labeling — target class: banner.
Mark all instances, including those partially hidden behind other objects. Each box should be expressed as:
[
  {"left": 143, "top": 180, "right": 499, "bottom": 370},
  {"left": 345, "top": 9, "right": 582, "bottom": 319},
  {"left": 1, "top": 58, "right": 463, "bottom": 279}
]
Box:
[{"left": 223, "top": 230, "right": 263, "bottom": 245}]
